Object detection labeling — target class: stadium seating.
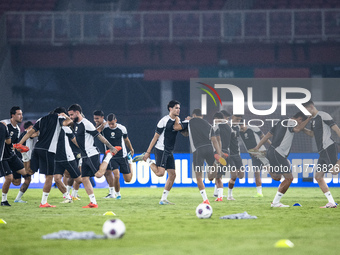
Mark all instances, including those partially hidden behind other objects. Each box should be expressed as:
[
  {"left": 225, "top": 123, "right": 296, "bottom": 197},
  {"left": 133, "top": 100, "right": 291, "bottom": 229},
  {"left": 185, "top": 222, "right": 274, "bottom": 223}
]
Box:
[
  {"left": 254, "top": 0, "right": 340, "bottom": 9},
  {"left": 0, "top": 0, "right": 58, "bottom": 15},
  {"left": 139, "top": 0, "right": 226, "bottom": 11}
]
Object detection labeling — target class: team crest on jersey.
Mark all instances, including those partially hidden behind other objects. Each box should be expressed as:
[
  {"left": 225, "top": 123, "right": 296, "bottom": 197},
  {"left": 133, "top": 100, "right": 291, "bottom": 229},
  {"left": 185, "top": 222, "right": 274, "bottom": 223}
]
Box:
[
  {"left": 244, "top": 133, "right": 248, "bottom": 139},
  {"left": 75, "top": 126, "right": 78, "bottom": 132},
  {"left": 111, "top": 132, "right": 115, "bottom": 138},
  {"left": 312, "top": 120, "right": 315, "bottom": 128},
  {"left": 10, "top": 131, "right": 14, "bottom": 137}
]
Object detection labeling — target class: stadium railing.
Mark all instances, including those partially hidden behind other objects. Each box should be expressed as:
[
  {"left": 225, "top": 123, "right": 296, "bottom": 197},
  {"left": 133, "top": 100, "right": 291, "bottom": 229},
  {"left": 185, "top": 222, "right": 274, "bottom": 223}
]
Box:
[{"left": 4, "top": 9, "right": 340, "bottom": 45}]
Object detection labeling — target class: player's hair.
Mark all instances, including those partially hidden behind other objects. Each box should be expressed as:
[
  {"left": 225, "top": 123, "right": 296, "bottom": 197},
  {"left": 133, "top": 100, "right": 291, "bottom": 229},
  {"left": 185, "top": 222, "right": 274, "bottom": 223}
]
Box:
[
  {"left": 302, "top": 100, "right": 314, "bottom": 107},
  {"left": 293, "top": 111, "right": 308, "bottom": 121},
  {"left": 167, "top": 100, "right": 180, "bottom": 111},
  {"left": 68, "top": 104, "right": 82, "bottom": 113},
  {"left": 53, "top": 107, "right": 67, "bottom": 114},
  {"left": 93, "top": 110, "right": 104, "bottom": 117},
  {"left": 233, "top": 114, "right": 243, "bottom": 118},
  {"left": 10, "top": 106, "right": 21, "bottom": 117},
  {"left": 220, "top": 110, "right": 231, "bottom": 118},
  {"left": 107, "top": 113, "right": 116, "bottom": 122},
  {"left": 213, "top": 111, "right": 224, "bottom": 119},
  {"left": 192, "top": 109, "right": 202, "bottom": 116},
  {"left": 23, "top": 121, "right": 33, "bottom": 129}
]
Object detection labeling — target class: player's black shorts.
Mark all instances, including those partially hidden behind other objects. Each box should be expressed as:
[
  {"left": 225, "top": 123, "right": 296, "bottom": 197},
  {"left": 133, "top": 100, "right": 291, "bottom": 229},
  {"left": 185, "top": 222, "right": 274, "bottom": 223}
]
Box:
[
  {"left": 317, "top": 143, "right": 338, "bottom": 173},
  {"left": 81, "top": 154, "right": 100, "bottom": 177},
  {"left": 30, "top": 149, "right": 55, "bottom": 175},
  {"left": 193, "top": 145, "right": 215, "bottom": 172},
  {"left": 229, "top": 154, "right": 243, "bottom": 170},
  {"left": 107, "top": 157, "right": 130, "bottom": 174},
  {"left": 3, "top": 155, "right": 25, "bottom": 179},
  {"left": 250, "top": 155, "right": 269, "bottom": 173},
  {"left": 55, "top": 160, "right": 81, "bottom": 179},
  {"left": 0, "top": 160, "right": 12, "bottom": 177},
  {"left": 266, "top": 146, "right": 291, "bottom": 174},
  {"left": 155, "top": 148, "right": 175, "bottom": 170}
]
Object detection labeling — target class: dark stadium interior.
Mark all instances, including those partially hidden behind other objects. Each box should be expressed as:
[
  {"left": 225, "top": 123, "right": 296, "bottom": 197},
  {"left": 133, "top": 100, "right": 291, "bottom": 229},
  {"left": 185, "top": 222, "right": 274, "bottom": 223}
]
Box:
[{"left": 1, "top": 0, "right": 340, "bottom": 153}]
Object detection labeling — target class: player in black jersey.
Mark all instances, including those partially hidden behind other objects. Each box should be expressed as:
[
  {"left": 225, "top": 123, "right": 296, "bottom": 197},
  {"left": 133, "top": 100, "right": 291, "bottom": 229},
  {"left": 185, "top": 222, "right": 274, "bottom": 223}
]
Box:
[
  {"left": 254, "top": 111, "right": 311, "bottom": 207},
  {"left": 68, "top": 104, "right": 117, "bottom": 208},
  {"left": 1, "top": 107, "right": 27, "bottom": 206},
  {"left": 19, "top": 107, "right": 73, "bottom": 208},
  {"left": 239, "top": 123, "right": 271, "bottom": 198},
  {"left": 133, "top": 100, "right": 186, "bottom": 205},
  {"left": 302, "top": 100, "right": 340, "bottom": 208},
  {"left": 98, "top": 113, "right": 134, "bottom": 200}
]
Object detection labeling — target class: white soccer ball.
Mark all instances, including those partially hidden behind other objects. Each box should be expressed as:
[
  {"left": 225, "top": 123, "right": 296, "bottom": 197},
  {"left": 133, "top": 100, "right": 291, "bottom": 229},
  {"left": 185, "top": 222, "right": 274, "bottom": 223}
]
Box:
[
  {"left": 196, "top": 204, "right": 213, "bottom": 219},
  {"left": 102, "top": 219, "right": 126, "bottom": 239}
]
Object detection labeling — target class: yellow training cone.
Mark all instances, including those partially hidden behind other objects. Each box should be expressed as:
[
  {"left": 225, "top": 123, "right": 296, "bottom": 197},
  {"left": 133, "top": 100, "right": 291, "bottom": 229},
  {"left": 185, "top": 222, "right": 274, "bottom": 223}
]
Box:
[
  {"left": 0, "top": 219, "right": 7, "bottom": 224},
  {"left": 274, "top": 239, "right": 294, "bottom": 248},
  {"left": 103, "top": 211, "right": 116, "bottom": 216}
]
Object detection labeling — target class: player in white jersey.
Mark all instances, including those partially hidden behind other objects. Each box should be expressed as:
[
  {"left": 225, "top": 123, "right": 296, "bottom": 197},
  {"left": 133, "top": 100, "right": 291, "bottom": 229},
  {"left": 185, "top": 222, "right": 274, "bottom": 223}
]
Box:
[
  {"left": 302, "top": 100, "right": 340, "bottom": 208},
  {"left": 253, "top": 112, "right": 311, "bottom": 207}
]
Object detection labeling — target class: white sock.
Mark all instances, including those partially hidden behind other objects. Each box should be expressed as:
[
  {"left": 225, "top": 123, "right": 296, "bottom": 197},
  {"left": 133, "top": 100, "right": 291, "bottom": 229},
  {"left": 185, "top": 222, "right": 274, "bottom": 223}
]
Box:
[
  {"left": 228, "top": 188, "right": 233, "bottom": 197},
  {"left": 103, "top": 153, "right": 113, "bottom": 164},
  {"left": 66, "top": 185, "right": 72, "bottom": 194},
  {"left": 200, "top": 189, "right": 208, "bottom": 201},
  {"left": 115, "top": 191, "right": 121, "bottom": 196},
  {"left": 324, "top": 191, "right": 336, "bottom": 204},
  {"left": 15, "top": 191, "right": 24, "bottom": 201},
  {"left": 146, "top": 158, "right": 155, "bottom": 167},
  {"left": 214, "top": 185, "right": 218, "bottom": 195},
  {"left": 256, "top": 186, "right": 262, "bottom": 195},
  {"left": 71, "top": 189, "right": 78, "bottom": 198},
  {"left": 2, "top": 193, "right": 7, "bottom": 202},
  {"left": 63, "top": 192, "right": 71, "bottom": 200},
  {"left": 273, "top": 191, "right": 284, "bottom": 204},
  {"left": 161, "top": 190, "right": 169, "bottom": 201},
  {"left": 41, "top": 192, "right": 49, "bottom": 204},
  {"left": 217, "top": 188, "right": 223, "bottom": 198},
  {"left": 89, "top": 194, "right": 97, "bottom": 204},
  {"left": 109, "top": 187, "right": 114, "bottom": 195}
]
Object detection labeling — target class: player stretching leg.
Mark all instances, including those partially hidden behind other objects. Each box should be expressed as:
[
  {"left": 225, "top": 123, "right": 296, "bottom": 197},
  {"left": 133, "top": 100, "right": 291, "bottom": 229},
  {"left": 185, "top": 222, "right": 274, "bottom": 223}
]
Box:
[
  {"left": 239, "top": 123, "right": 271, "bottom": 198},
  {"left": 68, "top": 104, "right": 117, "bottom": 208},
  {"left": 133, "top": 100, "right": 186, "bottom": 205},
  {"left": 253, "top": 112, "right": 311, "bottom": 207},
  {"left": 302, "top": 100, "right": 340, "bottom": 208}
]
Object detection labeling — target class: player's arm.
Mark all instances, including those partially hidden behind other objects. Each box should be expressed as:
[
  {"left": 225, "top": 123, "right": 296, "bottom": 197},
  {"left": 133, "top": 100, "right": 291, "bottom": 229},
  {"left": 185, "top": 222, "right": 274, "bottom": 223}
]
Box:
[
  {"left": 143, "top": 132, "right": 160, "bottom": 161},
  {"left": 292, "top": 116, "right": 312, "bottom": 133},
  {"left": 331, "top": 124, "right": 340, "bottom": 138},
  {"left": 18, "top": 128, "right": 36, "bottom": 145},
  {"left": 96, "top": 121, "right": 106, "bottom": 133},
  {"left": 302, "top": 128, "right": 314, "bottom": 137},
  {"left": 211, "top": 135, "right": 223, "bottom": 157},
  {"left": 260, "top": 134, "right": 272, "bottom": 145},
  {"left": 71, "top": 137, "right": 79, "bottom": 148},
  {"left": 124, "top": 137, "right": 134, "bottom": 157},
  {"left": 5, "top": 137, "right": 11, "bottom": 145},
  {"left": 97, "top": 134, "right": 118, "bottom": 154},
  {"left": 173, "top": 116, "right": 183, "bottom": 131},
  {"left": 254, "top": 132, "right": 273, "bottom": 150},
  {"left": 57, "top": 113, "right": 73, "bottom": 127}
]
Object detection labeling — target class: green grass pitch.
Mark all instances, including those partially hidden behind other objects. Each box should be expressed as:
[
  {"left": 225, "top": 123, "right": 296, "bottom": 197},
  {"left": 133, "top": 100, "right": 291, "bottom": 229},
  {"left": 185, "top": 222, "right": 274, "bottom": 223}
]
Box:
[{"left": 0, "top": 187, "right": 339, "bottom": 255}]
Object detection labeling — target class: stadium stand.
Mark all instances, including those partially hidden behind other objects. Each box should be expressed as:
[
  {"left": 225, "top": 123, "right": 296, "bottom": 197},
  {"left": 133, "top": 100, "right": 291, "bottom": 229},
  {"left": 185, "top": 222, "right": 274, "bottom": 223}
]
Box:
[{"left": 0, "top": 0, "right": 58, "bottom": 15}]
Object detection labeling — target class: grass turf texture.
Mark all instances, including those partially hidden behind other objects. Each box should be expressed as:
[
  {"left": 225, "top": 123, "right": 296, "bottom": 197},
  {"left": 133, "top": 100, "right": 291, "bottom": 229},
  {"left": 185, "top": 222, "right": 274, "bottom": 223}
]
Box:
[{"left": 0, "top": 187, "right": 339, "bottom": 255}]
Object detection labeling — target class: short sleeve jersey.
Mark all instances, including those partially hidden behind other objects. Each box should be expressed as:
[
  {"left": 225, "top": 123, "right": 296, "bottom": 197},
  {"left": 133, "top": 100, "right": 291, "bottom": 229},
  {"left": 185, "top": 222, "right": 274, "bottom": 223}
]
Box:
[
  {"left": 0, "top": 124, "right": 10, "bottom": 161},
  {"left": 1, "top": 119, "right": 21, "bottom": 159},
  {"left": 74, "top": 118, "right": 99, "bottom": 158},
  {"left": 311, "top": 111, "right": 336, "bottom": 152},
  {"left": 33, "top": 113, "right": 66, "bottom": 154},
  {"left": 230, "top": 125, "right": 241, "bottom": 155},
  {"left": 269, "top": 119, "right": 296, "bottom": 158},
  {"left": 188, "top": 118, "right": 215, "bottom": 152},
  {"left": 55, "top": 126, "right": 76, "bottom": 162},
  {"left": 102, "top": 123, "right": 128, "bottom": 158},
  {"left": 240, "top": 126, "right": 266, "bottom": 151},
  {"left": 155, "top": 115, "right": 179, "bottom": 152}
]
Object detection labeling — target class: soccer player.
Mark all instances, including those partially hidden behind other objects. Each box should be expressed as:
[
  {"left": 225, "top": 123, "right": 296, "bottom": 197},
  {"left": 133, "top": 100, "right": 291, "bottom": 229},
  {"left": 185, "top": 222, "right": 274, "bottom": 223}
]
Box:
[
  {"left": 1, "top": 107, "right": 27, "bottom": 206},
  {"left": 302, "top": 100, "right": 340, "bottom": 208},
  {"left": 133, "top": 100, "right": 186, "bottom": 205},
  {"left": 99, "top": 113, "right": 134, "bottom": 199},
  {"left": 18, "top": 107, "right": 73, "bottom": 207},
  {"left": 67, "top": 104, "right": 117, "bottom": 208},
  {"left": 13, "top": 121, "right": 38, "bottom": 203},
  {"left": 239, "top": 123, "right": 270, "bottom": 197},
  {"left": 187, "top": 109, "right": 225, "bottom": 204},
  {"left": 253, "top": 111, "right": 311, "bottom": 207},
  {"left": 54, "top": 124, "right": 82, "bottom": 204}
]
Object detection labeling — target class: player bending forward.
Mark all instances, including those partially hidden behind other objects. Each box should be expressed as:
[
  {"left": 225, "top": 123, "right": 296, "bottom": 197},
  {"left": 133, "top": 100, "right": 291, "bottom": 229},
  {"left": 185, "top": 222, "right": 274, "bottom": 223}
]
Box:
[{"left": 253, "top": 112, "right": 311, "bottom": 207}]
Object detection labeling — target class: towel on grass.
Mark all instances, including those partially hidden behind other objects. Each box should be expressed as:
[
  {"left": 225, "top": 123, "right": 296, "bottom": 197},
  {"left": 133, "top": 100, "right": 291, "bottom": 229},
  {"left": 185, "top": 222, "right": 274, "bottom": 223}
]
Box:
[
  {"left": 42, "top": 230, "right": 105, "bottom": 240},
  {"left": 220, "top": 211, "right": 257, "bottom": 219}
]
